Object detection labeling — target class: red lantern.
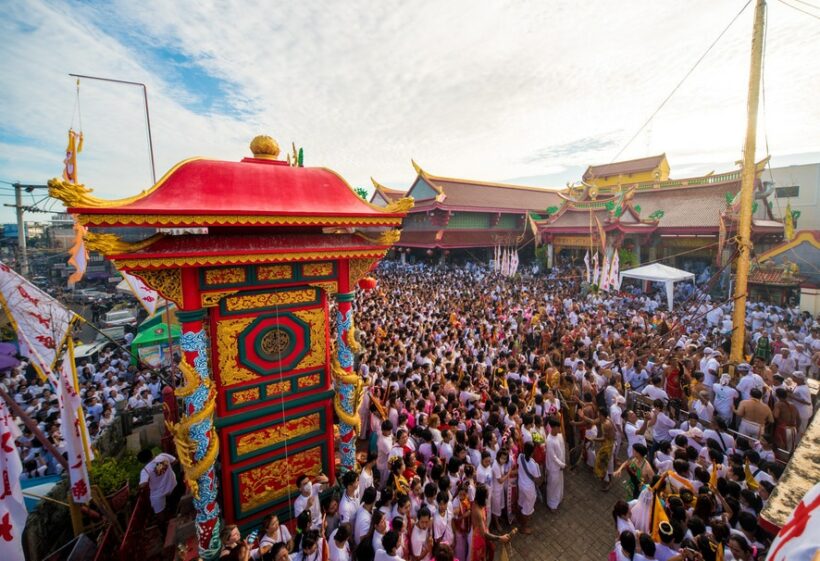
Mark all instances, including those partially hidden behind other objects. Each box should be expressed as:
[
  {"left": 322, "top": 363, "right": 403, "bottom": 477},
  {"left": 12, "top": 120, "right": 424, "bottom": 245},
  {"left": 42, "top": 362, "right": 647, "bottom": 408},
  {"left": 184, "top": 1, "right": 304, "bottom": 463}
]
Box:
[{"left": 358, "top": 276, "right": 377, "bottom": 290}]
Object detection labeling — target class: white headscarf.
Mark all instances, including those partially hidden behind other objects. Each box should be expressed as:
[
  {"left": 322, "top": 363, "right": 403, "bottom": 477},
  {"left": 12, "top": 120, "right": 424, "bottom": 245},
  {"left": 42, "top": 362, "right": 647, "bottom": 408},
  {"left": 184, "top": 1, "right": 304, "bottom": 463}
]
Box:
[{"left": 629, "top": 485, "right": 654, "bottom": 534}]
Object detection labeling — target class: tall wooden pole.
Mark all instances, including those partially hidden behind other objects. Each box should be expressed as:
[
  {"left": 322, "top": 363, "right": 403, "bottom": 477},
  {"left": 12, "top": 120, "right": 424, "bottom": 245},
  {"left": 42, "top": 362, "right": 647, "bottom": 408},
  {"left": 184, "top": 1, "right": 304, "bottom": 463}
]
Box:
[{"left": 730, "top": 0, "right": 766, "bottom": 363}]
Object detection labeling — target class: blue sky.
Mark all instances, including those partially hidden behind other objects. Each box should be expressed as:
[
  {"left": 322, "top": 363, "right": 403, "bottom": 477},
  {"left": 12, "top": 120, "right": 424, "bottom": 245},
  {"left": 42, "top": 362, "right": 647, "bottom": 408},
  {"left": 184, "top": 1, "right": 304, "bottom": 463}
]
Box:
[{"left": 1, "top": 0, "right": 819, "bottom": 225}]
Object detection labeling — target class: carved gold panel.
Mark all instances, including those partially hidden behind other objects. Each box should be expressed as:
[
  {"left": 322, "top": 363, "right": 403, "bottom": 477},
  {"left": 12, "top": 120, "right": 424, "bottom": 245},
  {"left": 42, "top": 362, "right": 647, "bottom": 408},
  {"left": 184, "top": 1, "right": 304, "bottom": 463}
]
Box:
[
  {"left": 235, "top": 413, "right": 322, "bottom": 457},
  {"left": 302, "top": 262, "right": 333, "bottom": 277},
  {"left": 224, "top": 288, "right": 316, "bottom": 312},
  {"left": 238, "top": 446, "right": 323, "bottom": 513},
  {"left": 257, "top": 264, "right": 293, "bottom": 281},
  {"left": 204, "top": 267, "right": 247, "bottom": 286}
]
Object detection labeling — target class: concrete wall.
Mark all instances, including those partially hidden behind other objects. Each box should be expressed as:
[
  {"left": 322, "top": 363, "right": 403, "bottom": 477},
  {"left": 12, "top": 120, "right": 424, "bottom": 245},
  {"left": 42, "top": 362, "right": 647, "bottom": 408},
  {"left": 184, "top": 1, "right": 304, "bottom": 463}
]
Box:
[
  {"left": 801, "top": 286, "right": 819, "bottom": 316},
  {"left": 762, "top": 163, "right": 820, "bottom": 231}
]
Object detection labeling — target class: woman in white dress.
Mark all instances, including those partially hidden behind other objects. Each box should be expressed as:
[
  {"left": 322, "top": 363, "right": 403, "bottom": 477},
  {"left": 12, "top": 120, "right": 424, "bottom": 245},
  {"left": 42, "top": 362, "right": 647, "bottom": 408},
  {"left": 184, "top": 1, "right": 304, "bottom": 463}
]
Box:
[
  {"left": 516, "top": 442, "right": 541, "bottom": 535},
  {"left": 491, "top": 449, "right": 515, "bottom": 533}
]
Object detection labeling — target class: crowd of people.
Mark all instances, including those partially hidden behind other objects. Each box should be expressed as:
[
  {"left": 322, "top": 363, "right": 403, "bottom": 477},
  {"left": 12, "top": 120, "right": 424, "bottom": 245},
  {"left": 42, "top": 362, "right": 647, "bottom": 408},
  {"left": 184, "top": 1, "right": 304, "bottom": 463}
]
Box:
[
  {"left": 226, "top": 260, "right": 817, "bottom": 561},
  {"left": 0, "top": 340, "right": 168, "bottom": 480}
]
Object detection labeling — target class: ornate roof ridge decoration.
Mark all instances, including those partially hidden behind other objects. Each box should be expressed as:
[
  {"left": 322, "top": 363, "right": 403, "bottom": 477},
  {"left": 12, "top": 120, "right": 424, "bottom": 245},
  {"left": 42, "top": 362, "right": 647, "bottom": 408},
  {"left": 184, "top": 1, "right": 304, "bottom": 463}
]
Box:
[
  {"left": 755, "top": 230, "right": 820, "bottom": 262},
  {"left": 413, "top": 160, "right": 565, "bottom": 195},
  {"left": 48, "top": 157, "right": 203, "bottom": 209},
  {"left": 320, "top": 167, "right": 415, "bottom": 215},
  {"left": 85, "top": 231, "right": 166, "bottom": 256},
  {"left": 354, "top": 229, "right": 402, "bottom": 246},
  {"left": 370, "top": 177, "right": 406, "bottom": 195},
  {"left": 77, "top": 213, "right": 404, "bottom": 228}
]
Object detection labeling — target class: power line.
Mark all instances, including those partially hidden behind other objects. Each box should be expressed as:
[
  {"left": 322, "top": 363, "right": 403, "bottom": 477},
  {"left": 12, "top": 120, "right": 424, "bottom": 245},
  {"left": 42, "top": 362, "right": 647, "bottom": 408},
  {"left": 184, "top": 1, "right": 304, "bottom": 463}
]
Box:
[
  {"left": 610, "top": 0, "right": 754, "bottom": 162},
  {"left": 777, "top": 0, "right": 820, "bottom": 19},
  {"left": 787, "top": 0, "right": 820, "bottom": 10}
]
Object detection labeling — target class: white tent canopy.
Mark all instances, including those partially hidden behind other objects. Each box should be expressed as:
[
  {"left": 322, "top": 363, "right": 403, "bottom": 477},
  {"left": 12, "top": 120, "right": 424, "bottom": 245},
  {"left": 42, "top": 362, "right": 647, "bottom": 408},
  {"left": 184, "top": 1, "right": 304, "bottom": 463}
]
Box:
[{"left": 619, "top": 263, "right": 695, "bottom": 311}]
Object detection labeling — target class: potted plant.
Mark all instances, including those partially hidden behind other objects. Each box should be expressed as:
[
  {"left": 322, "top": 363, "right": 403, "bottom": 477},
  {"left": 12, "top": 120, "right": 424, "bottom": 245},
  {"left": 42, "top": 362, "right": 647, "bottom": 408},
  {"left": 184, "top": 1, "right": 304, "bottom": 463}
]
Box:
[{"left": 88, "top": 453, "right": 142, "bottom": 511}]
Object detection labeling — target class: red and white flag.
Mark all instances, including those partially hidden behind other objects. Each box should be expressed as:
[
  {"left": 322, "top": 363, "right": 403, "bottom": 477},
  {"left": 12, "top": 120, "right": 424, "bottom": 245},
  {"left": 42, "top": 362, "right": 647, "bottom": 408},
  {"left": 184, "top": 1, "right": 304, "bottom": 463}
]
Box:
[
  {"left": 0, "top": 399, "right": 26, "bottom": 561},
  {"left": 0, "top": 261, "right": 75, "bottom": 378},
  {"left": 591, "top": 252, "right": 600, "bottom": 286},
  {"left": 57, "top": 343, "right": 93, "bottom": 504},
  {"left": 766, "top": 481, "right": 820, "bottom": 561},
  {"left": 120, "top": 271, "right": 161, "bottom": 316},
  {"left": 600, "top": 253, "right": 611, "bottom": 291},
  {"left": 609, "top": 250, "right": 621, "bottom": 291}
]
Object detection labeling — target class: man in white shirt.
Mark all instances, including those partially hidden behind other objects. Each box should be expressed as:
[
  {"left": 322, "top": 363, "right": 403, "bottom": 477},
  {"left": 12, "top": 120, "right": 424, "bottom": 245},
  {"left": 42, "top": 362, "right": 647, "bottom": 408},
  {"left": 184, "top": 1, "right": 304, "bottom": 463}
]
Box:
[
  {"left": 771, "top": 348, "right": 797, "bottom": 376},
  {"left": 712, "top": 374, "right": 739, "bottom": 423},
  {"left": 692, "top": 390, "right": 715, "bottom": 426},
  {"left": 353, "top": 488, "right": 377, "bottom": 546},
  {"left": 338, "top": 471, "right": 359, "bottom": 525},
  {"left": 293, "top": 473, "right": 328, "bottom": 530},
  {"left": 735, "top": 363, "right": 764, "bottom": 401},
  {"left": 642, "top": 377, "right": 669, "bottom": 404},
  {"left": 624, "top": 410, "right": 648, "bottom": 457},
  {"left": 789, "top": 371, "right": 814, "bottom": 437}
]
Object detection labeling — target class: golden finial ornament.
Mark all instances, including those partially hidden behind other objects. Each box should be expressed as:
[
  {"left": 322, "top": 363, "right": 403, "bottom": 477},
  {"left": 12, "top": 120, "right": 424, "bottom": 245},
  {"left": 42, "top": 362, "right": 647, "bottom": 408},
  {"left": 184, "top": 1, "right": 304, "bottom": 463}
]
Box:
[{"left": 250, "top": 135, "right": 280, "bottom": 160}]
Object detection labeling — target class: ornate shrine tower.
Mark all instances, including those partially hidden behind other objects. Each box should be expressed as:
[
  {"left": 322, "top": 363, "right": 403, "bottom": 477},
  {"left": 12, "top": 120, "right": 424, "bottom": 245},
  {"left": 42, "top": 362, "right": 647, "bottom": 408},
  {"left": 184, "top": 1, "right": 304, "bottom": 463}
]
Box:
[{"left": 49, "top": 135, "right": 411, "bottom": 558}]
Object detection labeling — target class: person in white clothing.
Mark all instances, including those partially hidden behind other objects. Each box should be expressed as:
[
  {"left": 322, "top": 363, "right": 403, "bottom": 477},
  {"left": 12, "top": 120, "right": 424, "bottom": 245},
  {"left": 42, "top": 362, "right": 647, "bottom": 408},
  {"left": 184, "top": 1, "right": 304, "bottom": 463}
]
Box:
[
  {"left": 409, "top": 507, "right": 434, "bottom": 561},
  {"left": 338, "top": 471, "right": 360, "bottom": 525},
  {"left": 293, "top": 473, "right": 328, "bottom": 531},
  {"left": 138, "top": 450, "right": 177, "bottom": 516},
  {"left": 374, "top": 531, "right": 403, "bottom": 561},
  {"left": 251, "top": 514, "right": 293, "bottom": 559},
  {"left": 516, "top": 441, "right": 541, "bottom": 534},
  {"left": 545, "top": 418, "right": 566, "bottom": 511},
  {"left": 328, "top": 525, "right": 351, "bottom": 561},
  {"left": 353, "top": 487, "right": 378, "bottom": 547},
  {"left": 712, "top": 374, "right": 739, "bottom": 423},
  {"left": 789, "top": 371, "right": 814, "bottom": 437}
]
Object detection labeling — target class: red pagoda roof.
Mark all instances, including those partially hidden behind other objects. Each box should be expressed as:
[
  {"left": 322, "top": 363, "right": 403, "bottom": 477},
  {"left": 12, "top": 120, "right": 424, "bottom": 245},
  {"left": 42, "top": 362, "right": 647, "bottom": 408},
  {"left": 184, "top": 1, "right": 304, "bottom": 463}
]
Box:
[{"left": 50, "top": 138, "right": 412, "bottom": 229}]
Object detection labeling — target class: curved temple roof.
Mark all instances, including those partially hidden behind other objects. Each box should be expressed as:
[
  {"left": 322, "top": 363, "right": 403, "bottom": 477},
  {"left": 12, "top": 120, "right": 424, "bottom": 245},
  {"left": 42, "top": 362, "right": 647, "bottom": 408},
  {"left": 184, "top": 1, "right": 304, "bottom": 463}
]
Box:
[{"left": 51, "top": 150, "right": 412, "bottom": 229}]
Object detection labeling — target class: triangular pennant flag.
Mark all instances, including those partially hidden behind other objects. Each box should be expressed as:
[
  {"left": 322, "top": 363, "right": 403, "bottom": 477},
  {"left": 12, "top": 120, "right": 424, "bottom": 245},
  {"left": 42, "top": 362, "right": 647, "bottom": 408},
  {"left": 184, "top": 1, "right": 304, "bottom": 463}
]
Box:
[{"left": 0, "top": 261, "right": 75, "bottom": 379}]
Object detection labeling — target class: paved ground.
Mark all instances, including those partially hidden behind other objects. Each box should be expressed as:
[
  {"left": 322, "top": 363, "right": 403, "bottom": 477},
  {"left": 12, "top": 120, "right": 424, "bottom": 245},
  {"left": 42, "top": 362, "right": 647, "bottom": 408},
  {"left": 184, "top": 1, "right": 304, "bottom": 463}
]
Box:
[{"left": 502, "top": 465, "right": 616, "bottom": 561}]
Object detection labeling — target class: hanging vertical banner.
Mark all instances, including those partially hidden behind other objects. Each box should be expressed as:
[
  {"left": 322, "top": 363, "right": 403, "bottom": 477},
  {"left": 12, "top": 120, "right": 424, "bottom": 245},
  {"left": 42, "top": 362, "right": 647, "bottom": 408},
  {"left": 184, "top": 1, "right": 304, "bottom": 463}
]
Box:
[
  {"left": 609, "top": 249, "right": 620, "bottom": 291},
  {"left": 584, "top": 251, "right": 591, "bottom": 283},
  {"left": 120, "top": 270, "right": 161, "bottom": 316},
  {"left": 57, "top": 341, "right": 93, "bottom": 504},
  {"left": 0, "top": 261, "right": 75, "bottom": 378},
  {"left": 595, "top": 216, "right": 607, "bottom": 255},
  {"left": 0, "top": 399, "right": 27, "bottom": 561},
  {"left": 592, "top": 252, "right": 600, "bottom": 286},
  {"left": 67, "top": 220, "right": 88, "bottom": 287},
  {"left": 716, "top": 214, "right": 727, "bottom": 266},
  {"left": 600, "top": 253, "right": 611, "bottom": 291}
]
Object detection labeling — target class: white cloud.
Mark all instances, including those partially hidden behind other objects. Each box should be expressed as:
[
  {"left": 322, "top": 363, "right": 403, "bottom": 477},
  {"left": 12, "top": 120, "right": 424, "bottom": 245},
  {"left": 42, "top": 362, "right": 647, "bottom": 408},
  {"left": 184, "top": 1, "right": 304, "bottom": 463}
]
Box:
[{"left": 0, "top": 0, "right": 818, "bottom": 225}]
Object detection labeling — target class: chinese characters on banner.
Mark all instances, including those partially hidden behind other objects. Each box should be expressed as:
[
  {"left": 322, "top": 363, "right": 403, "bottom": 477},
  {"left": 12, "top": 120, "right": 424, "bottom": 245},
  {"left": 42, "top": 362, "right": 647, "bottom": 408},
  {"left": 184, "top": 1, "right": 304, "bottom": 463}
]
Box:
[
  {"left": 58, "top": 347, "right": 93, "bottom": 504},
  {"left": 120, "top": 270, "right": 161, "bottom": 316},
  {"left": 0, "top": 400, "right": 26, "bottom": 561},
  {"left": 0, "top": 261, "right": 74, "bottom": 379}
]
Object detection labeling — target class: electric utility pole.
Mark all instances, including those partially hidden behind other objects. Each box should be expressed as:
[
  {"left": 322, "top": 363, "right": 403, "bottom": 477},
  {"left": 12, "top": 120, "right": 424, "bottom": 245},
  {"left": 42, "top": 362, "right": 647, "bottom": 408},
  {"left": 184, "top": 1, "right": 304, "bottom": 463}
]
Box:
[{"left": 4, "top": 183, "right": 48, "bottom": 277}]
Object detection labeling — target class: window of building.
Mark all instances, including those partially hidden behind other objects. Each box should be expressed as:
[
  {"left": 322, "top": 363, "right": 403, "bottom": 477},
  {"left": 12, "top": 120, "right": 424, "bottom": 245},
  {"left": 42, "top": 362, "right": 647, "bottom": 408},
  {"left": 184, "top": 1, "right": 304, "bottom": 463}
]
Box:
[{"left": 775, "top": 185, "right": 799, "bottom": 198}]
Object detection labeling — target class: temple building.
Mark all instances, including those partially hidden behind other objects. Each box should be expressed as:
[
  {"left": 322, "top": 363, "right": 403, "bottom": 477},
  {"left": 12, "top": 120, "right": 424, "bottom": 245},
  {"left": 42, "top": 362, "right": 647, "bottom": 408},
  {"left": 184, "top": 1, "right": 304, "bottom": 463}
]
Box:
[
  {"left": 531, "top": 155, "right": 785, "bottom": 272},
  {"left": 373, "top": 155, "right": 786, "bottom": 272},
  {"left": 371, "top": 160, "right": 562, "bottom": 263}
]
